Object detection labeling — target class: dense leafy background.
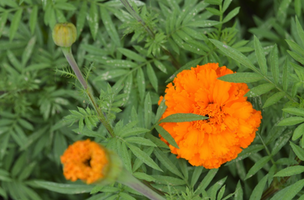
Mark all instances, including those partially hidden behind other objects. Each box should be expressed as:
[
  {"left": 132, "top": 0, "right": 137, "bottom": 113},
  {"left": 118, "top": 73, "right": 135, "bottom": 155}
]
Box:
[{"left": 1, "top": 0, "right": 304, "bottom": 199}]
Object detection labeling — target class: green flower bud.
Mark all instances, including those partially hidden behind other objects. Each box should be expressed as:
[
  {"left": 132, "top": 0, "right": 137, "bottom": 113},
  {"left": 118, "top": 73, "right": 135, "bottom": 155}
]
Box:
[{"left": 52, "top": 22, "right": 77, "bottom": 47}]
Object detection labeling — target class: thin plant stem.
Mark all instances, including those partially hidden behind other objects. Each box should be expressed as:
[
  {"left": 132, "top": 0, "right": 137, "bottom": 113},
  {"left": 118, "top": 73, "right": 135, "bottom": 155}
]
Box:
[
  {"left": 117, "top": 168, "right": 166, "bottom": 200},
  {"left": 61, "top": 47, "right": 115, "bottom": 137},
  {"left": 257, "top": 132, "right": 276, "bottom": 166}
]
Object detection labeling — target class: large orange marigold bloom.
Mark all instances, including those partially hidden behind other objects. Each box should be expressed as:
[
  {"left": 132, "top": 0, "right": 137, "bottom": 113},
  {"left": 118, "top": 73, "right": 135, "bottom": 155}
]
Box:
[
  {"left": 158, "top": 63, "right": 262, "bottom": 169},
  {"left": 61, "top": 139, "right": 109, "bottom": 184}
]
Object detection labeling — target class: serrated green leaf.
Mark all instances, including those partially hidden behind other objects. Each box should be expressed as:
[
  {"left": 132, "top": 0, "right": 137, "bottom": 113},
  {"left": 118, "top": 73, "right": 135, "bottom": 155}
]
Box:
[
  {"left": 296, "top": 17, "right": 304, "bottom": 46},
  {"left": 97, "top": 69, "right": 128, "bottom": 80},
  {"left": 277, "top": 117, "right": 304, "bottom": 126},
  {"left": 19, "top": 162, "right": 36, "bottom": 181},
  {"left": 194, "top": 168, "right": 219, "bottom": 195},
  {"left": 226, "top": 144, "right": 264, "bottom": 166},
  {"left": 206, "top": 7, "right": 221, "bottom": 15},
  {"left": 205, "top": 0, "right": 222, "bottom": 5},
  {"left": 22, "top": 36, "right": 36, "bottom": 67},
  {"left": 290, "top": 142, "right": 304, "bottom": 160},
  {"left": 154, "top": 149, "right": 183, "bottom": 178},
  {"left": 187, "top": 20, "right": 220, "bottom": 28},
  {"left": 276, "top": 0, "right": 291, "bottom": 24},
  {"left": 254, "top": 36, "right": 267, "bottom": 75},
  {"left": 155, "top": 99, "right": 167, "bottom": 123},
  {"left": 12, "top": 153, "right": 26, "bottom": 177},
  {"left": 223, "top": 0, "right": 232, "bottom": 12},
  {"left": 269, "top": 44, "right": 279, "bottom": 84},
  {"left": 283, "top": 107, "right": 304, "bottom": 117},
  {"left": 100, "top": 6, "right": 120, "bottom": 46},
  {"left": 159, "top": 113, "right": 207, "bottom": 123},
  {"left": 118, "top": 48, "right": 146, "bottom": 62},
  {"left": 155, "top": 125, "right": 179, "bottom": 148},
  {"left": 210, "top": 39, "right": 258, "bottom": 72},
  {"left": 133, "top": 172, "right": 155, "bottom": 182},
  {"left": 0, "top": 12, "right": 8, "bottom": 39},
  {"left": 125, "top": 137, "right": 156, "bottom": 147},
  {"left": 283, "top": 59, "right": 289, "bottom": 91},
  {"left": 293, "top": 123, "right": 304, "bottom": 140},
  {"left": 152, "top": 175, "right": 186, "bottom": 186},
  {"left": 101, "top": 59, "right": 137, "bottom": 68},
  {"left": 209, "top": 177, "right": 227, "bottom": 200},
  {"left": 77, "top": 1, "right": 87, "bottom": 37},
  {"left": 182, "top": 27, "right": 207, "bottom": 41},
  {"left": 263, "top": 92, "right": 285, "bottom": 108},
  {"left": 191, "top": 166, "right": 204, "bottom": 187},
  {"left": 53, "top": 133, "right": 67, "bottom": 165},
  {"left": 245, "top": 156, "right": 270, "bottom": 180},
  {"left": 154, "top": 60, "right": 167, "bottom": 73},
  {"left": 128, "top": 144, "right": 162, "bottom": 172},
  {"left": 234, "top": 181, "right": 243, "bottom": 200},
  {"left": 136, "top": 68, "right": 145, "bottom": 101},
  {"left": 18, "top": 119, "right": 34, "bottom": 131},
  {"left": 146, "top": 63, "right": 158, "bottom": 92},
  {"left": 271, "top": 132, "right": 291, "bottom": 155},
  {"left": 87, "top": 3, "right": 99, "bottom": 40},
  {"left": 217, "top": 185, "right": 226, "bottom": 200},
  {"left": 218, "top": 72, "right": 263, "bottom": 83},
  {"left": 171, "top": 33, "right": 205, "bottom": 55},
  {"left": 274, "top": 166, "right": 304, "bottom": 177},
  {"left": 120, "top": 127, "right": 150, "bottom": 137},
  {"left": 117, "top": 141, "right": 132, "bottom": 171},
  {"left": 54, "top": 2, "right": 76, "bottom": 11},
  {"left": 286, "top": 40, "right": 304, "bottom": 56},
  {"left": 144, "top": 93, "right": 152, "bottom": 128},
  {"left": 246, "top": 83, "right": 275, "bottom": 97},
  {"left": 0, "top": 133, "right": 10, "bottom": 159},
  {"left": 270, "top": 179, "right": 304, "bottom": 200},
  {"left": 33, "top": 181, "right": 94, "bottom": 194},
  {"left": 288, "top": 50, "right": 304, "bottom": 65},
  {"left": 223, "top": 7, "right": 239, "bottom": 22},
  {"left": 249, "top": 174, "right": 268, "bottom": 200},
  {"left": 295, "top": 0, "right": 301, "bottom": 17},
  {"left": 29, "top": 6, "right": 38, "bottom": 34},
  {"left": 10, "top": 9, "right": 23, "bottom": 41}
]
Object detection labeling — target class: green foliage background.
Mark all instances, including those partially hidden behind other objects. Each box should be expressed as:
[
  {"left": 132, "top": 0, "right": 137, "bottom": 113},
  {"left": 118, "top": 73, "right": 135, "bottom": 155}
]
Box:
[{"left": 1, "top": 0, "right": 304, "bottom": 199}]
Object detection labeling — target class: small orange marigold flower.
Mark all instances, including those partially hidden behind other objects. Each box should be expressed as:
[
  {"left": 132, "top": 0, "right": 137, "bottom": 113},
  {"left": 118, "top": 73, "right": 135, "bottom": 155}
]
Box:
[
  {"left": 159, "top": 63, "right": 262, "bottom": 169},
  {"left": 60, "top": 139, "right": 108, "bottom": 184}
]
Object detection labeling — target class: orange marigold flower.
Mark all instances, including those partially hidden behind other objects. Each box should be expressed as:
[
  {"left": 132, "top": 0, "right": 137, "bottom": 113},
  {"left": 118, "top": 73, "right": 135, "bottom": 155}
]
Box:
[
  {"left": 60, "top": 139, "right": 109, "bottom": 184},
  {"left": 158, "top": 63, "right": 262, "bottom": 169}
]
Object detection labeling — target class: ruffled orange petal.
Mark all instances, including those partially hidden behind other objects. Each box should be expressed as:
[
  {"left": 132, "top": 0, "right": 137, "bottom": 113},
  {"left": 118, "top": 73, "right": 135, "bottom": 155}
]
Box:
[{"left": 158, "top": 63, "right": 262, "bottom": 169}]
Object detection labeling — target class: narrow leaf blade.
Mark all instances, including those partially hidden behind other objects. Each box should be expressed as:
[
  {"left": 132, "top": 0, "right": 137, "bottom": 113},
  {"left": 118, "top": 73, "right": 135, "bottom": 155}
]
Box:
[
  {"left": 254, "top": 36, "right": 267, "bottom": 75},
  {"left": 159, "top": 113, "right": 208, "bottom": 123}
]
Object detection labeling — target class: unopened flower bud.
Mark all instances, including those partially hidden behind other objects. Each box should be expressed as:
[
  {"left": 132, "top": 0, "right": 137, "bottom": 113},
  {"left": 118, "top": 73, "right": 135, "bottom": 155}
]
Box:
[
  {"left": 61, "top": 139, "right": 122, "bottom": 184},
  {"left": 52, "top": 22, "right": 77, "bottom": 47}
]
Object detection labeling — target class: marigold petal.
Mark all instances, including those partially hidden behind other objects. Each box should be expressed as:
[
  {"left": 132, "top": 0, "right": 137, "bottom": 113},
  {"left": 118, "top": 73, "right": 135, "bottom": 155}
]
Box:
[
  {"left": 60, "top": 139, "right": 109, "bottom": 184},
  {"left": 158, "top": 63, "right": 262, "bottom": 169}
]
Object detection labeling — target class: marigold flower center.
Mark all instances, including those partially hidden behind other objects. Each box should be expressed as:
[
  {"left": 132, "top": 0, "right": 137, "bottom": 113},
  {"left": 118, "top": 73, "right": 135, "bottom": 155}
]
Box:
[{"left": 192, "top": 103, "right": 226, "bottom": 133}]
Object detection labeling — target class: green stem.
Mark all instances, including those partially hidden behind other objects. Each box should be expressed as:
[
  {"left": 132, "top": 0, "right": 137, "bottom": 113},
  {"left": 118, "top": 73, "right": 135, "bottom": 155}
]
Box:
[
  {"left": 61, "top": 47, "right": 115, "bottom": 137},
  {"left": 117, "top": 168, "right": 166, "bottom": 200}
]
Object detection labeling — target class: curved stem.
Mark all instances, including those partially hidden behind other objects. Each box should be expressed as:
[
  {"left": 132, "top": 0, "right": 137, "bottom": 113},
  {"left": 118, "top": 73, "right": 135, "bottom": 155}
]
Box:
[
  {"left": 117, "top": 168, "right": 166, "bottom": 200},
  {"left": 61, "top": 47, "right": 115, "bottom": 137}
]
